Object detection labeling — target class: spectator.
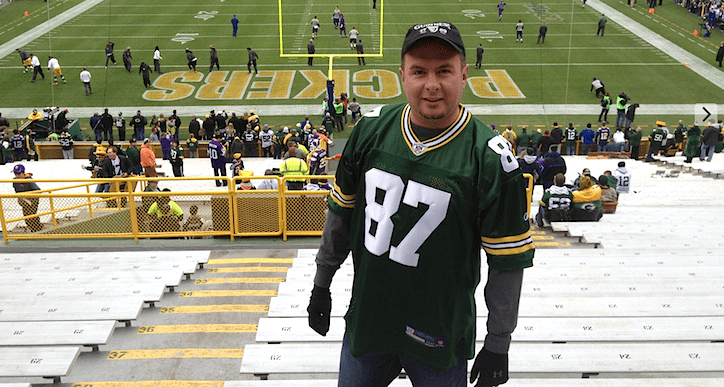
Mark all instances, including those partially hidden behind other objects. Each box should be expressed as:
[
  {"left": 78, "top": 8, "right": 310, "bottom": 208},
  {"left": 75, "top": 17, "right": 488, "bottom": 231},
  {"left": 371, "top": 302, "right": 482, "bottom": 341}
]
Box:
[
  {"left": 208, "top": 133, "right": 227, "bottom": 187},
  {"left": 628, "top": 127, "right": 642, "bottom": 159},
  {"left": 90, "top": 112, "right": 102, "bottom": 143},
  {"left": 599, "top": 92, "right": 611, "bottom": 123},
  {"left": 81, "top": 149, "right": 107, "bottom": 192},
  {"left": 594, "top": 121, "right": 611, "bottom": 152},
  {"left": 516, "top": 127, "right": 531, "bottom": 155},
  {"left": 645, "top": 123, "right": 666, "bottom": 162},
  {"left": 126, "top": 138, "right": 142, "bottom": 175},
  {"left": 101, "top": 146, "right": 132, "bottom": 179},
  {"left": 115, "top": 112, "right": 126, "bottom": 142},
  {"left": 12, "top": 164, "right": 42, "bottom": 232},
  {"left": 257, "top": 169, "right": 280, "bottom": 190},
  {"left": 701, "top": 122, "right": 719, "bottom": 162},
  {"left": 1, "top": 135, "right": 12, "bottom": 164},
  {"left": 186, "top": 133, "right": 199, "bottom": 158},
  {"left": 564, "top": 122, "right": 577, "bottom": 155},
  {"left": 148, "top": 191, "right": 183, "bottom": 233},
  {"left": 598, "top": 175, "right": 618, "bottom": 203},
  {"left": 518, "top": 147, "right": 542, "bottom": 196},
  {"left": 572, "top": 168, "right": 597, "bottom": 190},
  {"left": 572, "top": 175, "right": 603, "bottom": 221},
  {"left": 101, "top": 108, "right": 114, "bottom": 143},
  {"left": 612, "top": 161, "right": 631, "bottom": 194},
  {"left": 280, "top": 151, "right": 309, "bottom": 190},
  {"left": 615, "top": 92, "right": 630, "bottom": 128},
  {"left": 535, "top": 130, "right": 554, "bottom": 157},
  {"left": 536, "top": 172, "right": 572, "bottom": 227},
  {"left": 159, "top": 132, "right": 172, "bottom": 160},
  {"left": 242, "top": 125, "right": 258, "bottom": 156},
  {"left": 188, "top": 115, "right": 201, "bottom": 139},
  {"left": 333, "top": 98, "right": 344, "bottom": 133},
  {"left": 539, "top": 149, "right": 567, "bottom": 189},
  {"left": 55, "top": 109, "right": 69, "bottom": 132},
  {"left": 612, "top": 127, "right": 626, "bottom": 152},
  {"left": 283, "top": 140, "right": 306, "bottom": 159},
  {"left": 149, "top": 127, "right": 160, "bottom": 143},
  {"left": 183, "top": 205, "right": 204, "bottom": 232},
  {"left": 11, "top": 129, "right": 25, "bottom": 162},
  {"left": 215, "top": 110, "right": 228, "bottom": 132},
  {"left": 549, "top": 122, "right": 563, "bottom": 154},
  {"left": 59, "top": 127, "right": 74, "bottom": 159},
  {"left": 502, "top": 124, "right": 517, "bottom": 153},
  {"left": 530, "top": 128, "right": 542, "bottom": 151},
  {"left": 141, "top": 138, "right": 158, "bottom": 177},
  {"left": 202, "top": 114, "right": 216, "bottom": 140},
  {"left": 25, "top": 131, "right": 37, "bottom": 162},
  {"left": 674, "top": 120, "right": 686, "bottom": 151},
  {"left": 131, "top": 110, "right": 147, "bottom": 141}
]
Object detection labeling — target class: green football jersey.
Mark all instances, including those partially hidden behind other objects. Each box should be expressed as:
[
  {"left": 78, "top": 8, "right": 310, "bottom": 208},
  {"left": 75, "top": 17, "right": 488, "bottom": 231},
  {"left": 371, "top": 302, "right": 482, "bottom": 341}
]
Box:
[
  {"left": 540, "top": 185, "right": 573, "bottom": 220},
  {"left": 328, "top": 102, "right": 534, "bottom": 371}
]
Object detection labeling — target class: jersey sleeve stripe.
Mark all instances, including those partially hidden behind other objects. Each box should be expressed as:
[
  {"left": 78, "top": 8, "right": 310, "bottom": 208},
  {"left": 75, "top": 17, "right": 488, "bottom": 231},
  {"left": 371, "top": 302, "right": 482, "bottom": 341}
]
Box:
[
  {"left": 330, "top": 184, "right": 355, "bottom": 209},
  {"left": 481, "top": 231, "right": 532, "bottom": 244},
  {"left": 332, "top": 182, "right": 355, "bottom": 201},
  {"left": 482, "top": 242, "right": 535, "bottom": 256}
]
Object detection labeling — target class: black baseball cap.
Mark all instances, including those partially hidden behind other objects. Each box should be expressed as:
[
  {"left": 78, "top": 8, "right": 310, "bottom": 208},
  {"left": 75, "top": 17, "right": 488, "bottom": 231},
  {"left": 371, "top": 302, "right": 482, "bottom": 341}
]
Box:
[{"left": 401, "top": 22, "right": 465, "bottom": 59}]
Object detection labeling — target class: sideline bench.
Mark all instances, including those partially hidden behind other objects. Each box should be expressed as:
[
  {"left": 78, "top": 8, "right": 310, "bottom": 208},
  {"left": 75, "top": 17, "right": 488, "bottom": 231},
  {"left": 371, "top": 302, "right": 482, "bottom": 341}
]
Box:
[
  {"left": 0, "top": 321, "right": 116, "bottom": 351},
  {"left": 0, "top": 346, "right": 81, "bottom": 383},
  {"left": 256, "top": 316, "right": 724, "bottom": 343},
  {"left": 239, "top": 342, "right": 724, "bottom": 378}
]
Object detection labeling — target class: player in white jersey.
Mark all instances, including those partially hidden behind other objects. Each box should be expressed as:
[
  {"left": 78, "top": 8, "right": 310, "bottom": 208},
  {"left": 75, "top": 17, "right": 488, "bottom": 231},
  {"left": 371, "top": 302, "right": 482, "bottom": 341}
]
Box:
[{"left": 349, "top": 27, "right": 359, "bottom": 49}]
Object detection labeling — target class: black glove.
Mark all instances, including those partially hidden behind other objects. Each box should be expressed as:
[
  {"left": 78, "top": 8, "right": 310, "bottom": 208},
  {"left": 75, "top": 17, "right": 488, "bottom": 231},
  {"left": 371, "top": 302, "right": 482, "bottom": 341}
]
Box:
[
  {"left": 470, "top": 347, "right": 509, "bottom": 387},
  {"left": 307, "top": 285, "right": 332, "bottom": 336}
]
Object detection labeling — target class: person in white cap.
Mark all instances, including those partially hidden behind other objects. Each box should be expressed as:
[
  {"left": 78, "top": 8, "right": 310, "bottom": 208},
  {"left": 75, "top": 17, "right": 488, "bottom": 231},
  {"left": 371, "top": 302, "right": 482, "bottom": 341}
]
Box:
[{"left": 307, "top": 21, "right": 533, "bottom": 387}]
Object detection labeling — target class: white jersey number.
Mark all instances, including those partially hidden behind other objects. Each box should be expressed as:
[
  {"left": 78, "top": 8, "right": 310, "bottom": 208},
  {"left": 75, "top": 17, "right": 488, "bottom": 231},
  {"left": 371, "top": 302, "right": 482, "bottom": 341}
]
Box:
[
  {"left": 489, "top": 136, "right": 519, "bottom": 173},
  {"left": 364, "top": 168, "right": 451, "bottom": 267}
]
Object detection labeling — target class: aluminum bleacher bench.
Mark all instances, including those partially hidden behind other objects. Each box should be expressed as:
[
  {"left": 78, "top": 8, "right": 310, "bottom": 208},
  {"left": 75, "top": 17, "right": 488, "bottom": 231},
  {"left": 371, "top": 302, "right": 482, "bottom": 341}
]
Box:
[
  {"left": 239, "top": 342, "right": 724, "bottom": 379},
  {"left": 0, "top": 321, "right": 116, "bottom": 351},
  {"left": 0, "top": 346, "right": 80, "bottom": 383},
  {"left": 227, "top": 379, "right": 724, "bottom": 387},
  {"left": 255, "top": 316, "right": 724, "bottom": 343},
  {"left": 0, "top": 281, "right": 166, "bottom": 308},
  {"left": 0, "top": 299, "right": 143, "bottom": 327},
  {"left": 1, "top": 269, "right": 185, "bottom": 292}
]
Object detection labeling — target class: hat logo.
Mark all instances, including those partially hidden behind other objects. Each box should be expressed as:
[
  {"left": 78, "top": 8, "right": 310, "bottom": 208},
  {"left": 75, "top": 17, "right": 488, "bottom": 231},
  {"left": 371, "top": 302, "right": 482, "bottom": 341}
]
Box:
[{"left": 428, "top": 26, "right": 439, "bottom": 33}]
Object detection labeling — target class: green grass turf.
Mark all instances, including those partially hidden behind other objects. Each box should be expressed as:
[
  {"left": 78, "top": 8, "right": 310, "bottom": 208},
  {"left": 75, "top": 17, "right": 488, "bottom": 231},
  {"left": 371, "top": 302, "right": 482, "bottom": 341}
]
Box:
[{"left": 0, "top": 0, "right": 721, "bottom": 127}]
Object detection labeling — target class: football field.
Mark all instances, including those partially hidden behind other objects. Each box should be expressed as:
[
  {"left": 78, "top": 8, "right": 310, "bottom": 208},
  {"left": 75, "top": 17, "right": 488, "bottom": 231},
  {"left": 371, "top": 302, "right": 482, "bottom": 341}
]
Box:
[{"left": 0, "top": 0, "right": 722, "bottom": 133}]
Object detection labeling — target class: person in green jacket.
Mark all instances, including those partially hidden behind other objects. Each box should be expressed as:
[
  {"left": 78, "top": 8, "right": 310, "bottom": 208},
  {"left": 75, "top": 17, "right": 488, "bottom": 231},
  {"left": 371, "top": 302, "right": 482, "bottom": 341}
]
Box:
[
  {"left": 333, "top": 98, "right": 345, "bottom": 133},
  {"left": 615, "top": 92, "right": 629, "bottom": 128},
  {"left": 684, "top": 123, "right": 701, "bottom": 163},
  {"left": 1, "top": 135, "right": 13, "bottom": 164},
  {"left": 597, "top": 14, "right": 607, "bottom": 37},
  {"left": 627, "top": 127, "right": 642, "bottom": 159},
  {"left": 186, "top": 134, "right": 199, "bottom": 158},
  {"left": 529, "top": 128, "right": 543, "bottom": 153},
  {"left": 516, "top": 127, "right": 531, "bottom": 155},
  {"left": 645, "top": 125, "right": 666, "bottom": 162},
  {"left": 125, "top": 138, "right": 142, "bottom": 175},
  {"left": 25, "top": 130, "right": 37, "bottom": 161},
  {"left": 598, "top": 93, "right": 611, "bottom": 123},
  {"left": 674, "top": 120, "right": 686, "bottom": 151}
]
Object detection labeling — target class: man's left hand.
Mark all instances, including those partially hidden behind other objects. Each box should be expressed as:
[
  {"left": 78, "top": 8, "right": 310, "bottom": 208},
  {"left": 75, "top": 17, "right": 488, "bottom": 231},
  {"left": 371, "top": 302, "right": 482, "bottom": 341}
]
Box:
[{"left": 469, "top": 347, "right": 508, "bottom": 387}]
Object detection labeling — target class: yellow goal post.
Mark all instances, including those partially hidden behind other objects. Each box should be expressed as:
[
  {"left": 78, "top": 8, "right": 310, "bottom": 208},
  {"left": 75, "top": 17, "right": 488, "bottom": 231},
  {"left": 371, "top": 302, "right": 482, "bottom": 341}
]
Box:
[{"left": 277, "top": 0, "right": 384, "bottom": 80}]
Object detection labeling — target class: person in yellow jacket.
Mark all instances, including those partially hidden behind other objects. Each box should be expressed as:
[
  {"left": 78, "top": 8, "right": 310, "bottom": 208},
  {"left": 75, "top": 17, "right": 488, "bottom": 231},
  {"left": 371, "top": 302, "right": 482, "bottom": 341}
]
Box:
[
  {"left": 572, "top": 175, "right": 603, "bottom": 221},
  {"left": 502, "top": 124, "right": 517, "bottom": 155},
  {"left": 280, "top": 153, "right": 308, "bottom": 190}
]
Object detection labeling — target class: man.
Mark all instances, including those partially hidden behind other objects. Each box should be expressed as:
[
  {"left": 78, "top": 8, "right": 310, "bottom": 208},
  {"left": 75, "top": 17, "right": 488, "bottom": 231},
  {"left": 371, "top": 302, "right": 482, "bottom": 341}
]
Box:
[
  {"left": 595, "top": 121, "right": 611, "bottom": 152},
  {"left": 502, "top": 124, "right": 517, "bottom": 152},
  {"left": 139, "top": 61, "right": 152, "bottom": 88},
  {"left": 242, "top": 125, "right": 258, "bottom": 157},
  {"left": 498, "top": 1, "right": 507, "bottom": 20},
  {"left": 564, "top": 122, "right": 578, "bottom": 155},
  {"left": 590, "top": 77, "right": 605, "bottom": 98},
  {"left": 615, "top": 92, "right": 629, "bottom": 128},
  {"left": 717, "top": 41, "right": 724, "bottom": 68},
  {"left": 307, "top": 21, "right": 533, "bottom": 387},
  {"left": 599, "top": 92, "right": 611, "bottom": 123},
  {"left": 12, "top": 164, "right": 42, "bottom": 232},
  {"left": 540, "top": 149, "right": 566, "bottom": 189},
  {"left": 90, "top": 112, "right": 102, "bottom": 143},
  {"left": 348, "top": 98, "right": 361, "bottom": 123},
  {"left": 550, "top": 122, "right": 563, "bottom": 154},
  {"left": 105, "top": 41, "right": 116, "bottom": 67},
  {"left": 701, "top": 123, "right": 719, "bottom": 162},
  {"left": 516, "top": 127, "right": 531, "bottom": 155},
  {"left": 475, "top": 43, "right": 483, "bottom": 69},
  {"left": 597, "top": 14, "right": 607, "bottom": 37},
  {"left": 126, "top": 138, "right": 142, "bottom": 175},
  {"left": 101, "top": 146, "right": 132, "bottom": 180},
  {"left": 612, "top": 161, "right": 631, "bottom": 194},
  {"left": 645, "top": 124, "right": 666, "bottom": 162},
  {"left": 260, "top": 124, "right": 274, "bottom": 157},
  {"left": 537, "top": 22, "right": 547, "bottom": 44},
  {"left": 29, "top": 54, "right": 44, "bottom": 83},
  {"left": 333, "top": 98, "right": 344, "bottom": 133},
  {"left": 209, "top": 45, "right": 220, "bottom": 72},
  {"left": 372, "top": 0, "right": 376, "bottom": 9},
  {"left": 59, "top": 128, "right": 73, "bottom": 159},
  {"left": 625, "top": 103, "right": 639, "bottom": 128},
  {"left": 349, "top": 26, "right": 359, "bottom": 49},
  {"left": 11, "top": 129, "right": 25, "bottom": 162},
  {"left": 579, "top": 123, "right": 595, "bottom": 155},
  {"left": 78, "top": 67, "right": 92, "bottom": 96},
  {"left": 186, "top": 49, "right": 197, "bottom": 72},
  {"left": 280, "top": 142, "right": 308, "bottom": 190},
  {"left": 208, "top": 133, "right": 227, "bottom": 186},
  {"left": 122, "top": 47, "right": 132, "bottom": 72},
  {"left": 153, "top": 46, "right": 163, "bottom": 74},
  {"left": 536, "top": 173, "right": 572, "bottom": 227},
  {"left": 140, "top": 138, "right": 158, "bottom": 177},
  {"left": 515, "top": 20, "right": 524, "bottom": 42},
  {"left": 628, "top": 127, "right": 642, "bottom": 159},
  {"left": 17, "top": 48, "right": 31, "bottom": 73},
  {"left": 55, "top": 109, "right": 69, "bottom": 132},
  {"left": 332, "top": 6, "right": 341, "bottom": 29},
  {"left": 231, "top": 14, "right": 239, "bottom": 37},
  {"left": 311, "top": 15, "right": 320, "bottom": 39},
  {"left": 674, "top": 120, "right": 686, "bottom": 151},
  {"left": 536, "top": 130, "right": 555, "bottom": 157},
  {"left": 101, "top": 108, "right": 114, "bottom": 143},
  {"left": 132, "top": 110, "right": 147, "bottom": 141},
  {"left": 684, "top": 123, "right": 701, "bottom": 163},
  {"left": 356, "top": 39, "right": 365, "bottom": 65},
  {"left": 307, "top": 39, "right": 315, "bottom": 66},
  {"left": 169, "top": 140, "right": 184, "bottom": 177},
  {"left": 612, "top": 127, "right": 626, "bottom": 152},
  {"left": 339, "top": 14, "right": 347, "bottom": 37},
  {"left": 47, "top": 56, "right": 67, "bottom": 85},
  {"left": 247, "top": 47, "right": 258, "bottom": 74}
]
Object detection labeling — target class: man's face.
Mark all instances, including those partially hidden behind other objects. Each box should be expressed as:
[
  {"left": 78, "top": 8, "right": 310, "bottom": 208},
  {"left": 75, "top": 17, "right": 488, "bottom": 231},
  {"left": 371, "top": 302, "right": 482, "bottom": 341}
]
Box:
[
  {"left": 107, "top": 149, "right": 117, "bottom": 160},
  {"left": 399, "top": 39, "right": 468, "bottom": 129}
]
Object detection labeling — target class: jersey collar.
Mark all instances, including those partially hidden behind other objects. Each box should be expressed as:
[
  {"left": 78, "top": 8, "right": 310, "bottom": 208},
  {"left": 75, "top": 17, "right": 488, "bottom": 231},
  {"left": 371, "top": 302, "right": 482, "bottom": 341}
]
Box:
[{"left": 400, "top": 104, "right": 471, "bottom": 156}]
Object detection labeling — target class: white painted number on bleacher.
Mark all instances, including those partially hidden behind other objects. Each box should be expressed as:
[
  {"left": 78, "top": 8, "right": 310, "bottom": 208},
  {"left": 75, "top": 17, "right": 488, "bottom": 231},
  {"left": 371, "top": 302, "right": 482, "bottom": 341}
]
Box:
[
  {"left": 583, "top": 326, "right": 592, "bottom": 330},
  {"left": 74, "top": 330, "right": 84, "bottom": 334},
  {"left": 14, "top": 331, "right": 23, "bottom": 335},
  {"left": 643, "top": 326, "right": 653, "bottom": 330},
  {"left": 689, "top": 354, "right": 700, "bottom": 359},
  {"left": 30, "top": 358, "right": 42, "bottom": 364},
  {"left": 282, "top": 327, "right": 291, "bottom": 331},
  {"left": 551, "top": 354, "right": 562, "bottom": 360},
  {"left": 524, "top": 326, "right": 533, "bottom": 330},
  {"left": 463, "top": 9, "right": 486, "bottom": 19},
  {"left": 195, "top": 11, "right": 218, "bottom": 20},
  {"left": 620, "top": 354, "right": 630, "bottom": 359},
  {"left": 271, "top": 355, "right": 282, "bottom": 360}
]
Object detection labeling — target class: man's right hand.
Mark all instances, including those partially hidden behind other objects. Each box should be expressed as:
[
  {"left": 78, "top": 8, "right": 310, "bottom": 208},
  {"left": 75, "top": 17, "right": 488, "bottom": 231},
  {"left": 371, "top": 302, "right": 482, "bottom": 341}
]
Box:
[{"left": 307, "top": 285, "right": 332, "bottom": 336}]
